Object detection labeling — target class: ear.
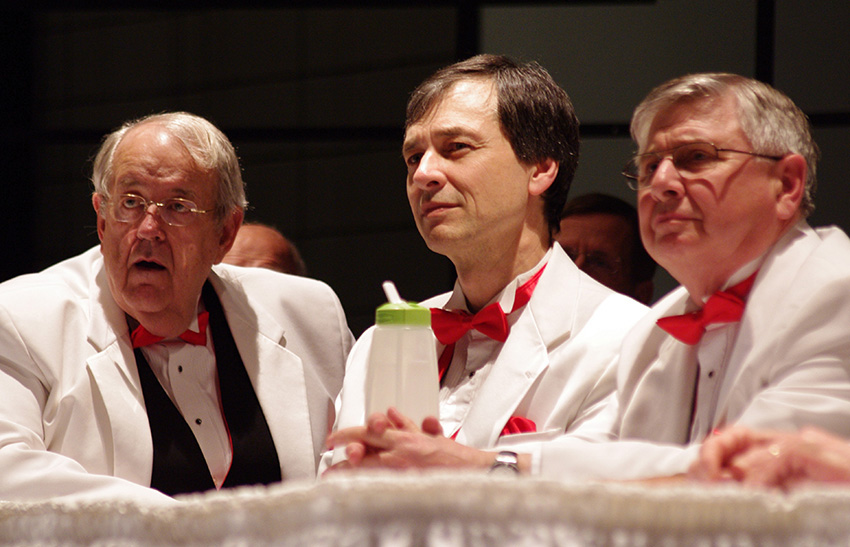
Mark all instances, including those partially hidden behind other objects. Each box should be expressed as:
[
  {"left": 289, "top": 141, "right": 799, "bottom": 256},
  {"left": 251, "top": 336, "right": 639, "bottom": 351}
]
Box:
[
  {"left": 528, "top": 157, "right": 559, "bottom": 197},
  {"left": 214, "top": 208, "right": 244, "bottom": 263},
  {"left": 92, "top": 193, "right": 106, "bottom": 242},
  {"left": 774, "top": 153, "right": 806, "bottom": 220}
]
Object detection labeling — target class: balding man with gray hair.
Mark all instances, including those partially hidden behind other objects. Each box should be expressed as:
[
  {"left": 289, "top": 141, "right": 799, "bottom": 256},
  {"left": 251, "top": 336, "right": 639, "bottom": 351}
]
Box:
[{"left": 0, "top": 112, "right": 352, "bottom": 503}]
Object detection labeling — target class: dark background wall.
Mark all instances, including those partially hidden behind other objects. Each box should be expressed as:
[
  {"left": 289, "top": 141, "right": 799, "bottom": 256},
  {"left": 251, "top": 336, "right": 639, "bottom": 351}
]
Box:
[{"left": 1, "top": 1, "right": 848, "bottom": 336}]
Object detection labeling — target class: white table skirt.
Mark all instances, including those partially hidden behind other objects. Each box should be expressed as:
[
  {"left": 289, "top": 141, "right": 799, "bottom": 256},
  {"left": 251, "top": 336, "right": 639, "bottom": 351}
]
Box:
[{"left": 3, "top": 471, "right": 850, "bottom": 545}]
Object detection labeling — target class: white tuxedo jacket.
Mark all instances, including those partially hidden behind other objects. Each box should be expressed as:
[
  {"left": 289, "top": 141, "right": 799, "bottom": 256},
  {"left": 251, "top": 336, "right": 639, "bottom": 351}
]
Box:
[
  {"left": 0, "top": 247, "right": 353, "bottom": 503},
  {"left": 533, "top": 222, "right": 850, "bottom": 480},
  {"left": 326, "top": 245, "right": 647, "bottom": 464}
]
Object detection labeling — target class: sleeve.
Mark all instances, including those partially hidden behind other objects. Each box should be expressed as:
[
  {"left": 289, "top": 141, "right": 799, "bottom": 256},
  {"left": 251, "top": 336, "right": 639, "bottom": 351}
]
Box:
[
  {"left": 0, "top": 301, "right": 174, "bottom": 504},
  {"left": 318, "top": 327, "right": 374, "bottom": 473},
  {"left": 517, "top": 258, "right": 850, "bottom": 481}
]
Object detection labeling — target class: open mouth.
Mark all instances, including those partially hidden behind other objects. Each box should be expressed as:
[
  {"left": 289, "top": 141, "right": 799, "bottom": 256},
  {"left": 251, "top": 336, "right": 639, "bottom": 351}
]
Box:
[{"left": 135, "top": 260, "right": 166, "bottom": 271}]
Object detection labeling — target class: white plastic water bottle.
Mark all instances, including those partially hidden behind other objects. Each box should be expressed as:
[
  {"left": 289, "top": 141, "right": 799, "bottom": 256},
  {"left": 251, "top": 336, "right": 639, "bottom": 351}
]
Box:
[{"left": 364, "top": 281, "right": 439, "bottom": 426}]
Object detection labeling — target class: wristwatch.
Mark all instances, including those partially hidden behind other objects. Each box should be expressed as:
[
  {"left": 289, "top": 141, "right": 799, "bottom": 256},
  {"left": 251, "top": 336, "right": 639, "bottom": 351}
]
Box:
[{"left": 489, "top": 450, "right": 520, "bottom": 475}]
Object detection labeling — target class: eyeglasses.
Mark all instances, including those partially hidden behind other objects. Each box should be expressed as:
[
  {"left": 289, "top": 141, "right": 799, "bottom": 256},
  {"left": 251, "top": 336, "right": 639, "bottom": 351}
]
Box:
[
  {"left": 622, "top": 142, "right": 784, "bottom": 191},
  {"left": 108, "top": 193, "right": 212, "bottom": 226},
  {"left": 562, "top": 246, "right": 622, "bottom": 280}
]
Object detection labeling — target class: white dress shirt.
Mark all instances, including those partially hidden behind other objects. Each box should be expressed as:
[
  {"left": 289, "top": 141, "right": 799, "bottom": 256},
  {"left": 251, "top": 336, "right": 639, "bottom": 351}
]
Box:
[
  {"left": 689, "top": 258, "right": 762, "bottom": 441},
  {"left": 136, "top": 310, "right": 232, "bottom": 489},
  {"left": 439, "top": 250, "right": 551, "bottom": 437}
]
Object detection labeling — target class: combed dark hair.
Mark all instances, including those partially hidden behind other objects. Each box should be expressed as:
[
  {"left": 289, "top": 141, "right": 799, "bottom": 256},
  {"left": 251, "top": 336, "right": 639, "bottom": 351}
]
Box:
[
  {"left": 561, "top": 192, "right": 657, "bottom": 284},
  {"left": 406, "top": 54, "right": 580, "bottom": 236}
]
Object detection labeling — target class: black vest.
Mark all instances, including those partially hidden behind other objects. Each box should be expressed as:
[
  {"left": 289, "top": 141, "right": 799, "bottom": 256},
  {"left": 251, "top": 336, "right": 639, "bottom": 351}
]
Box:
[{"left": 134, "top": 282, "right": 282, "bottom": 496}]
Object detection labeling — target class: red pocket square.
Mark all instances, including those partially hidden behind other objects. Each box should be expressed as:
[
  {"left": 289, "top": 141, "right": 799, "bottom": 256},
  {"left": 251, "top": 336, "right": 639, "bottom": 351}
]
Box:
[{"left": 500, "top": 416, "right": 537, "bottom": 436}]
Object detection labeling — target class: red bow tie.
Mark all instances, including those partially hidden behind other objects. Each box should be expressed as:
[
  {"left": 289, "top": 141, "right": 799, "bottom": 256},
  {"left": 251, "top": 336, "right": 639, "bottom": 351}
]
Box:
[
  {"left": 131, "top": 311, "right": 210, "bottom": 348},
  {"left": 431, "top": 303, "right": 509, "bottom": 345},
  {"left": 430, "top": 264, "right": 546, "bottom": 345},
  {"left": 656, "top": 272, "right": 757, "bottom": 345},
  {"left": 431, "top": 264, "right": 547, "bottom": 380}
]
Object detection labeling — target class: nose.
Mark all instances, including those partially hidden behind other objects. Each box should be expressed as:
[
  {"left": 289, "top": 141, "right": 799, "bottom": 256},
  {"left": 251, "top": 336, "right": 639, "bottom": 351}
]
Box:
[
  {"left": 647, "top": 157, "right": 685, "bottom": 201},
  {"left": 410, "top": 150, "right": 447, "bottom": 192},
  {"left": 135, "top": 204, "right": 166, "bottom": 241}
]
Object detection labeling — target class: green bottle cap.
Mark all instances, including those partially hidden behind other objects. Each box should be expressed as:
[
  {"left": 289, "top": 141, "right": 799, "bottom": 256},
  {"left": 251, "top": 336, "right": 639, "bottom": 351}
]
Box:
[{"left": 375, "top": 301, "right": 431, "bottom": 326}]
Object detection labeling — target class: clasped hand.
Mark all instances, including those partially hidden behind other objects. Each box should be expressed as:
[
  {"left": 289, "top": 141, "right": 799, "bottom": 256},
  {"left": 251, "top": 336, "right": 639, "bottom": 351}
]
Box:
[
  {"left": 688, "top": 425, "right": 850, "bottom": 491},
  {"left": 324, "top": 407, "right": 492, "bottom": 474}
]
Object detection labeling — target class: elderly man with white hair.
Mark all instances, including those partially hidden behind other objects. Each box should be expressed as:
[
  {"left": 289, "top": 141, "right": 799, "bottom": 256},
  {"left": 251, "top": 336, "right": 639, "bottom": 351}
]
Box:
[{"left": 0, "top": 112, "right": 352, "bottom": 502}]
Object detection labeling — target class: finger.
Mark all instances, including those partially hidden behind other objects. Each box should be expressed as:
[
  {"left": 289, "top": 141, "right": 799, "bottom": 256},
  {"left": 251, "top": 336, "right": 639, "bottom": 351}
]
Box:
[
  {"left": 421, "top": 415, "right": 444, "bottom": 436},
  {"left": 386, "top": 407, "right": 421, "bottom": 431},
  {"left": 328, "top": 423, "right": 398, "bottom": 452},
  {"left": 731, "top": 447, "right": 789, "bottom": 490},
  {"left": 345, "top": 442, "right": 367, "bottom": 466},
  {"left": 365, "top": 412, "right": 393, "bottom": 435},
  {"left": 333, "top": 415, "right": 409, "bottom": 453},
  {"left": 690, "top": 426, "right": 762, "bottom": 480},
  {"left": 782, "top": 429, "right": 850, "bottom": 484},
  {"left": 688, "top": 430, "right": 739, "bottom": 480},
  {"left": 326, "top": 425, "right": 369, "bottom": 449},
  {"left": 354, "top": 445, "right": 433, "bottom": 470}
]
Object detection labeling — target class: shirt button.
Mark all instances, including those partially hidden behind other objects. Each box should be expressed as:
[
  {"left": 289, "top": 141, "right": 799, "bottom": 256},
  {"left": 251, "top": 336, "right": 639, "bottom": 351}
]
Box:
[
  {"left": 178, "top": 366, "right": 184, "bottom": 373},
  {"left": 195, "top": 418, "right": 202, "bottom": 425}
]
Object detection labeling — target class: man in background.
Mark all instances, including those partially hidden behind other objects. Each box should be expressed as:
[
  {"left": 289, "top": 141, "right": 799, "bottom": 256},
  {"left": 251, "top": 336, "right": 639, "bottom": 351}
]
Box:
[
  {"left": 224, "top": 221, "right": 307, "bottom": 275},
  {"left": 556, "top": 192, "right": 656, "bottom": 304}
]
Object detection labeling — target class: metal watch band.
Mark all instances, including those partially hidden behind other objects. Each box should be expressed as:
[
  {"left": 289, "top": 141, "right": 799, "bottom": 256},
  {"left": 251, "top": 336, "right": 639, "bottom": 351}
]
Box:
[{"left": 489, "top": 450, "right": 520, "bottom": 474}]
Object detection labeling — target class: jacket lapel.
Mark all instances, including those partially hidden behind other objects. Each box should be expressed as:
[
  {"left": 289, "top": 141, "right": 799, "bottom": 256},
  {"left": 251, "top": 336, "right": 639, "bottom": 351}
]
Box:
[
  {"left": 619, "top": 335, "right": 699, "bottom": 443},
  {"left": 616, "top": 286, "right": 698, "bottom": 443},
  {"left": 712, "top": 223, "right": 815, "bottom": 426},
  {"left": 455, "top": 247, "right": 576, "bottom": 447},
  {"left": 85, "top": 254, "right": 153, "bottom": 484},
  {"left": 86, "top": 345, "right": 154, "bottom": 484},
  {"left": 209, "top": 273, "right": 316, "bottom": 479},
  {"left": 85, "top": 256, "right": 316, "bottom": 483}
]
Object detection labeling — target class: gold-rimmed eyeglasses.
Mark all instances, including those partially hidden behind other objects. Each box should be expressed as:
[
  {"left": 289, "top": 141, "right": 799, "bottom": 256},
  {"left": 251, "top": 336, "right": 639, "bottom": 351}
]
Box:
[
  {"left": 108, "top": 194, "right": 212, "bottom": 227},
  {"left": 622, "top": 142, "right": 784, "bottom": 191}
]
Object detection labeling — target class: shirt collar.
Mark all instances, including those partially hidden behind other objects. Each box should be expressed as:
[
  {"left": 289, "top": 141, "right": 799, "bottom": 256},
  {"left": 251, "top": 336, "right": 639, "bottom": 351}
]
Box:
[{"left": 444, "top": 247, "right": 553, "bottom": 313}]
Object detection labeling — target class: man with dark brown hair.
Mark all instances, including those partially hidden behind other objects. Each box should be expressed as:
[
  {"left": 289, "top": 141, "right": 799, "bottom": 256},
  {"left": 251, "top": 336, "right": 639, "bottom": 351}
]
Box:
[{"left": 324, "top": 55, "right": 646, "bottom": 472}]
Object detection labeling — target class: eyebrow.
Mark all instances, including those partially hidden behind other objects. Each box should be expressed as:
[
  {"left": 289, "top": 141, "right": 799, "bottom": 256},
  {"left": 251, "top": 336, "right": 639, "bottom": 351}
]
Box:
[
  {"left": 114, "top": 180, "right": 198, "bottom": 201},
  {"left": 402, "top": 126, "right": 478, "bottom": 155},
  {"left": 401, "top": 140, "right": 419, "bottom": 157}
]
